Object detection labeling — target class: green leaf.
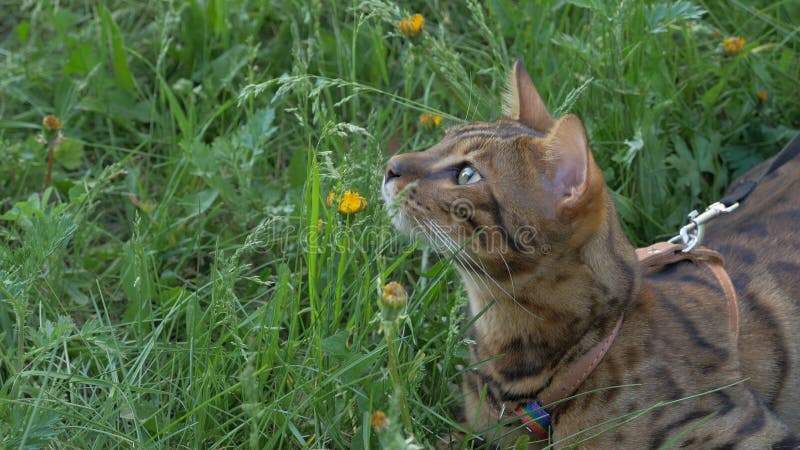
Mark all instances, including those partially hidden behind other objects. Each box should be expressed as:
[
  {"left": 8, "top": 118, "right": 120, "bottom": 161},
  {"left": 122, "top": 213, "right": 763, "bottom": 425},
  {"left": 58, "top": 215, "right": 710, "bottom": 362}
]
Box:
[
  {"left": 239, "top": 107, "right": 277, "bottom": 151},
  {"left": 564, "top": 0, "right": 607, "bottom": 13},
  {"left": 52, "top": 9, "right": 82, "bottom": 38},
  {"left": 646, "top": 2, "right": 705, "bottom": 34},
  {"left": 701, "top": 61, "right": 737, "bottom": 107},
  {"left": 180, "top": 189, "right": 219, "bottom": 215},
  {"left": 0, "top": 192, "right": 44, "bottom": 227},
  {"left": 54, "top": 138, "right": 84, "bottom": 170},
  {"left": 98, "top": 4, "right": 136, "bottom": 91},
  {"left": 66, "top": 43, "right": 101, "bottom": 76},
  {"left": 15, "top": 20, "right": 29, "bottom": 44},
  {"left": 513, "top": 434, "right": 531, "bottom": 450},
  {"left": 288, "top": 148, "right": 307, "bottom": 188},
  {"left": 321, "top": 330, "right": 350, "bottom": 356},
  {"left": 121, "top": 232, "right": 155, "bottom": 335},
  {"left": 610, "top": 191, "right": 637, "bottom": 227},
  {"left": 159, "top": 77, "right": 191, "bottom": 137}
]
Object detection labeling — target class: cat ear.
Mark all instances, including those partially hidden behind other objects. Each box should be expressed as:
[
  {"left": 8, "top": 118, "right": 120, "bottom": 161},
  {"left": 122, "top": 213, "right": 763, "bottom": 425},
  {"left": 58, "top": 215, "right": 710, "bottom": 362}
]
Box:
[
  {"left": 505, "top": 58, "right": 555, "bottom": 132},
  {"left": 545, "top": 114, "right": 594, "bottom": 210}
]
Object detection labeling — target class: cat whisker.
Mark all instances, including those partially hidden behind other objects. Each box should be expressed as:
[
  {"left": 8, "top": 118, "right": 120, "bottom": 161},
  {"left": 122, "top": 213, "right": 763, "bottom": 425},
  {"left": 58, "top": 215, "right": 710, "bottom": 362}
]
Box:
[
  {"left": 425, "top": 221, "right": 519, "bottom": 317},
  {"left": 422, "top": 219, "right": 499, "bottom": 306},
  {"left": 427, "top": 220, "right": 541, "bottom": 321},
  {"left": 497, "top": 250, "right": 517, "bottom": 304},
  {"left": 428, "top": 221, "right": 505, "bottom": 292},
  {"left": 428, "top": 221, "right": 500, "bottom": 294},
  {"left": 419, "top": 218, "right": 537, "bottom": 322}
]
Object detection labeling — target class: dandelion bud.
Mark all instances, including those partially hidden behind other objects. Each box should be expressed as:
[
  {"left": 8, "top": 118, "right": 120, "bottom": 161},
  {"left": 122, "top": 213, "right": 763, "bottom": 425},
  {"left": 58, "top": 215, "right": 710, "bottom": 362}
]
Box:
[
  {"left": 43, "top": 115, "right": 62, "bottom": 131},
  {"left": 370, "top": 410, "right": 389, "bottom": 431},
  {"left": 42, "top": 115, "right": 62, "bottom": 141},
  {"left": 723, "top": 37, "right": 745, "bottom": 56},
  {"left": 380, "top": 281, "right": 408, "bottom": 322}
]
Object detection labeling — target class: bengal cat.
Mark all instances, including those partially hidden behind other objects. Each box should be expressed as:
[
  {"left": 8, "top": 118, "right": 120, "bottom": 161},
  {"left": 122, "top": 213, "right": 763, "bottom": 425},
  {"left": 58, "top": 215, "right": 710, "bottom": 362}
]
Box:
[{"left": 382, "top": 60, "right": 800, "bottom": 448}]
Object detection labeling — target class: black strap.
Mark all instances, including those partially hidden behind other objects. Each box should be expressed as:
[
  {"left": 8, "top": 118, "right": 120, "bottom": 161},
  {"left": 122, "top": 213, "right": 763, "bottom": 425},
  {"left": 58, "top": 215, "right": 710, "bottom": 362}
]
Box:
[{"left": 720, "top": 133, "right": 800, "bottom": 207}]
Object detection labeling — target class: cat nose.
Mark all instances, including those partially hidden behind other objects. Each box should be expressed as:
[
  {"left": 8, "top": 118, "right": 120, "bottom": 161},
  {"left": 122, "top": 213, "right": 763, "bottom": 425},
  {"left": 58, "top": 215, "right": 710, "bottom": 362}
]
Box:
[{"left": 385, "top": 156, "right": 403, "bottom": 181}]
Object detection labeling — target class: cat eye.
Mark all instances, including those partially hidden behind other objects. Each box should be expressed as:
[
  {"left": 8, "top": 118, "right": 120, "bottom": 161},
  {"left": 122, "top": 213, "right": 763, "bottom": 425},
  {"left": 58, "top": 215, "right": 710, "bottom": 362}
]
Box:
[{"left": 458, "top": 166, "right": 482, "bottom": 185}]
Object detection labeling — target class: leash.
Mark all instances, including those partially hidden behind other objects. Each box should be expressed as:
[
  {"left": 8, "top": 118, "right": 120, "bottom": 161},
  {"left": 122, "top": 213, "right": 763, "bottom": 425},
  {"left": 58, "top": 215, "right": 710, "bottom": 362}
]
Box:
[
  {"left": 720, "top": 133, "right": 800, "bottom": 207},
  {"left": 515, "top": 133, "right": 799, "bottom": 438}
]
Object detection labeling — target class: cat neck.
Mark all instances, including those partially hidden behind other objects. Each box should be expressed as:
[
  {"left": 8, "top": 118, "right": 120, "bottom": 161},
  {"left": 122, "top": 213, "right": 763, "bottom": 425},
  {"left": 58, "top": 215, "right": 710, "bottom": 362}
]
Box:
[{"left": 461, "top": 199, "right": 640, "bottom": 376}]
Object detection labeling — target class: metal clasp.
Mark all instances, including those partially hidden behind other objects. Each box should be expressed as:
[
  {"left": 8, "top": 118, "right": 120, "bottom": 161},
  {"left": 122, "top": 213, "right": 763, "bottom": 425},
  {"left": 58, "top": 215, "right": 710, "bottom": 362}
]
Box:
[{"left": 669, "top": 201, "right": 739, "bottom": 252}]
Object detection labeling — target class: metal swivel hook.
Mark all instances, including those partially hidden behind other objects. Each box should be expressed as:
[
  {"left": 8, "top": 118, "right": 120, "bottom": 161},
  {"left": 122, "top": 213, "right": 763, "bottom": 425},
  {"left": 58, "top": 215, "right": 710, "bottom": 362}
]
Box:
[{"left": 669, "top": 202, "right": 740, "bottom": 252}]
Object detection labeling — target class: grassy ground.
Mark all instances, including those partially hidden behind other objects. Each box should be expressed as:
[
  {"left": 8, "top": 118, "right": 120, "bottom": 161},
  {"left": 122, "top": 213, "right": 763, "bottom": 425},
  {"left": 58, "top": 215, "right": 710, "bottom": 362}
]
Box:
[{"left": 0, "top": 0, "right": 798, "bottom": 448}]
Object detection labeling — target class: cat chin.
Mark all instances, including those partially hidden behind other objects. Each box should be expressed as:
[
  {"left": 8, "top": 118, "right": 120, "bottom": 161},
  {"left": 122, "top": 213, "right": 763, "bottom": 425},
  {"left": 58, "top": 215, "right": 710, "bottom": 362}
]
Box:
[
  {"left": 388, "top": 210, "right": 418, "bottom": 237},
  {"left": 388, "top": 211, "right": 463, "bottom": 255},
  {"left": 384, "top": 203, "right": 429, "bottom": 243},
  {"left": 383, "top": 180, "right": 414, "bottom": 234}
]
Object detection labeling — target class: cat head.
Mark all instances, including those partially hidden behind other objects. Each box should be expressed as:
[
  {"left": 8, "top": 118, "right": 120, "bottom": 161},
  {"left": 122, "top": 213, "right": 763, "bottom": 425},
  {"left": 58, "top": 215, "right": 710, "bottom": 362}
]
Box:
[{"left": 383, "top": 59, "right": 608, "bottom": 273}]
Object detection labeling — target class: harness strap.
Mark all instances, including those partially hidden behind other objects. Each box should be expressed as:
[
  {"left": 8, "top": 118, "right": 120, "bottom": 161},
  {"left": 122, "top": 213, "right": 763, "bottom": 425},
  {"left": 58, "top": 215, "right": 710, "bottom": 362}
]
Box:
[
  {"left": 635, "top": 241, "right": 739, "bottom": 335},
  {"left": 703, "top": 261, "right": 740, "bottom": 336}
]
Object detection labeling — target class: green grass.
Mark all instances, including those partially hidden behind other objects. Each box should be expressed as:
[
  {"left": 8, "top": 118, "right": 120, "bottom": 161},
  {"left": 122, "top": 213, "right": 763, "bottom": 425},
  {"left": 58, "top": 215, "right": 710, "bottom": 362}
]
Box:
[{"left": 0, "top": 0, "right": 798, "bottom": 448}]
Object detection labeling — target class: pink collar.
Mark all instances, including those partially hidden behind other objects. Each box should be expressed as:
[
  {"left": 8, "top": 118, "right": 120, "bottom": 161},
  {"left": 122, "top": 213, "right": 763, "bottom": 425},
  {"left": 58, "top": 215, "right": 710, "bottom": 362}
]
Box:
[{"left": 516, "top": 314, "right": 624, "bottom": 438}]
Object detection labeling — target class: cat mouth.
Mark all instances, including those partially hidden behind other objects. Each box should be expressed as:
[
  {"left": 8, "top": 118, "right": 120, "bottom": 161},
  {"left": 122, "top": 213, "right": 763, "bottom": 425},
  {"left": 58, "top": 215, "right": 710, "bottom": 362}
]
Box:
[
  {"left": 383, "top": 173, "right": 461, "bottom": 251},
  {"left": 383, "top": 177, "right": 431, "bottom": 240}
]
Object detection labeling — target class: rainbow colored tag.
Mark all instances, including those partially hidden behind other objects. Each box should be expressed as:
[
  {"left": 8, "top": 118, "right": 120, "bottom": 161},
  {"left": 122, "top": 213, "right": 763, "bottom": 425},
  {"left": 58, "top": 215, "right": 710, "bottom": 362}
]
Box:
[{"left": 516, "top": 400, "right": 552, "bottom": 439}]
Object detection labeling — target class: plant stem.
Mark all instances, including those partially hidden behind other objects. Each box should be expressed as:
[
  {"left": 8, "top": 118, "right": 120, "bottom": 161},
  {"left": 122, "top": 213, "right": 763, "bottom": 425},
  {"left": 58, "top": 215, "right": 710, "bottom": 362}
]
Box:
[
  {"left": 43, "top": 140, "right": 56, "bottom": 190},
  {"left": 384, "top": 320, "right": 412, "bottom": 431}
]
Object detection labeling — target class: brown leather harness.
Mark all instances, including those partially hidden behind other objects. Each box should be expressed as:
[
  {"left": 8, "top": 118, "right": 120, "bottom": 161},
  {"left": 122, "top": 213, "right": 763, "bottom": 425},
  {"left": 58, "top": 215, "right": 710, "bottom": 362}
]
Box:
[{"left": 636, "top": 241, "right": 739, "bottom": 335}]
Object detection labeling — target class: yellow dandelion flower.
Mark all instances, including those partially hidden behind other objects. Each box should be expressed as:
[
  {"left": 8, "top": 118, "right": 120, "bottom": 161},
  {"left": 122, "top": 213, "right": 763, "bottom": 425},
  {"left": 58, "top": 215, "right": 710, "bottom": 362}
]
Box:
[
  {"left": 370, "top": 410, "right": 389, "bottom": 431},
  {"left": 326, "top": 191, "right": 336, "bottom": 207},
  {"left": 723, "top": 36, "right": 746, "bottom": 56},
  {"left": 757, "top": 90, "right": 768, "bottom": 102},
  {"left": 398, "top": 13, "right": 424, "bottom": 36},
  {"left": 337, "top": 190, "right": 367, "bottom": 215},
  {"left": 419, "top": 113, "right": 442, "bottom": 130}
]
